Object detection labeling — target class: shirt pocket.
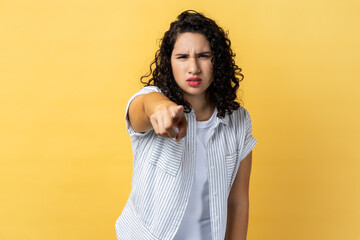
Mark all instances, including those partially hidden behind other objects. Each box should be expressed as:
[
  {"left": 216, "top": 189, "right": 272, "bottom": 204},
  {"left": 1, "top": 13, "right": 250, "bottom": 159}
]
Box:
[
  {"left": 225, "top": 151, "right": 239, "bottom": 190},
  {"left": 148, "top": 136, "right": 184, "bottom": 177}
]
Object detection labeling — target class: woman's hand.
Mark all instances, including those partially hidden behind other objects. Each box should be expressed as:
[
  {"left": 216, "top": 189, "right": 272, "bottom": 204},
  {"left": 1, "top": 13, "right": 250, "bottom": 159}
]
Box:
[
  {"left": 129, "top": 92, "right": 187, "bottom": 141},
  {"left": 149, "top": 103, "right": 187, "bottom": 142}
]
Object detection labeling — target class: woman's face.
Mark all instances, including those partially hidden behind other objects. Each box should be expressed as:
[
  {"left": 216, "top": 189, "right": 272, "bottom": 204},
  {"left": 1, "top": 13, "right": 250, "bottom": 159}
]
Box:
[{"left": 171, "top": 32, "right": 213, "bottom": 101}]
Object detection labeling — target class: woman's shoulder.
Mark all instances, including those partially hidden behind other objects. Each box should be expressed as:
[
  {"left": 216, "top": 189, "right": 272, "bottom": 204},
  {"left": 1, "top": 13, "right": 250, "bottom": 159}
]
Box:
[
  {"left": 230, "top": 105, "right": 250, "bottom": 118},
  {"left": 137, "top": 85, "right": 162, "bottom": 94},
  {"left": 227, "top": 105, "right": 253, "bottom": 127}
]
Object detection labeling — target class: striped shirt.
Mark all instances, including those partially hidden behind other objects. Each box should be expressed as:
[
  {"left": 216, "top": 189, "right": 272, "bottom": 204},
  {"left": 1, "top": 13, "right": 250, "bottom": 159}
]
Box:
[{"left": 115, "top": 86, "right": 257, "bottom": 240}]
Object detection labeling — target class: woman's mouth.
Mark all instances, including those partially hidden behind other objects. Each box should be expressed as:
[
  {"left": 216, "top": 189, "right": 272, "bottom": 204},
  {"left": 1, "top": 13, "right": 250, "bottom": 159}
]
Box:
[{"left": 186, "top": 77, "right": 202, "bottom": 87}]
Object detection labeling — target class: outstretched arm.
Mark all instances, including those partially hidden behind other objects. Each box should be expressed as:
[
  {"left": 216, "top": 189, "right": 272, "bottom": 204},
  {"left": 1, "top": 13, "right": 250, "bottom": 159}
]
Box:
[
  {"left": 128, "top": 92, "right": 187, "bottom": 142},
  {"left": 225, "top": 151, "right": 252, "bottom": 240}
]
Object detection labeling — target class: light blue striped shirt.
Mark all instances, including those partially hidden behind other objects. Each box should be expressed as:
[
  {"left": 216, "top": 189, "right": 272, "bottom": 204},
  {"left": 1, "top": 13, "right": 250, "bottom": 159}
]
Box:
[{"left": 115, "top": 86, "right": 257, "bottom": 240}]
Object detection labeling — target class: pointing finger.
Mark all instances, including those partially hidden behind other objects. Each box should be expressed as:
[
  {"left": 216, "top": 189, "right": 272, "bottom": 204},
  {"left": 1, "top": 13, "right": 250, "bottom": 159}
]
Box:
[
  {"left": 173, "top": 105, "right": 184, "bottom": 118},
  {"left": 175, "top": 115, "right": 187, "bottom": 142},
  {"left": 163, "top": 111, "right": 176, "bottom": 138}
]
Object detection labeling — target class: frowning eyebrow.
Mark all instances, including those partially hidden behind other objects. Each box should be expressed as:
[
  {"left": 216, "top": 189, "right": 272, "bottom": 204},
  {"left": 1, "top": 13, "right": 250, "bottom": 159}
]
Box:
[{"left": 174, "top": 51, "right": 212, "bottom": 56}]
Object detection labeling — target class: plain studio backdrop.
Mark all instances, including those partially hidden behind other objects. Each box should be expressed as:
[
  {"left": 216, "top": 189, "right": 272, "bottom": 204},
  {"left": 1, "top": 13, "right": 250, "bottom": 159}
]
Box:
[{"left": 0, "top": 0, "right": 359, "bottom": 239}]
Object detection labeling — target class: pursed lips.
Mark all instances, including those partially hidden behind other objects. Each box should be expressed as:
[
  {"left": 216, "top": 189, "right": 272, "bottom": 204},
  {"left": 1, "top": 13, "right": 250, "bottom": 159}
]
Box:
[
  {"left": 186, "top": 77, "right": 202, "bottom": 82},
  {"left": 186, "top": 77, "right": 202, "bottom": 86}
]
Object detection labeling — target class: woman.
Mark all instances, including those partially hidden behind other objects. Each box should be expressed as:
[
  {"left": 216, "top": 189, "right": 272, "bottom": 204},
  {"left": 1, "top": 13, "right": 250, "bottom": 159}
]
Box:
[{"left": 115, "top": 10, "right": 257, "bottom": 240}]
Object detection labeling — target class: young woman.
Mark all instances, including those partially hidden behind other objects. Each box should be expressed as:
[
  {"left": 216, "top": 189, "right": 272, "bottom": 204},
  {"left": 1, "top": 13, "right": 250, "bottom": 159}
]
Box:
[{"left": 115, "top": 10, "right": 257, "bottom": 240}]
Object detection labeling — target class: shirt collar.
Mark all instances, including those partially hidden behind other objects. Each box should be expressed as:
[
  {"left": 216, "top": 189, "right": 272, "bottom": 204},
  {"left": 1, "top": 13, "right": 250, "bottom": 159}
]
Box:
[
  {"left": 187, "top": 108, "right": 230, "bottom": 127},
  {"left": 217, "top": 112, "right": 230, "bottom": 126}
]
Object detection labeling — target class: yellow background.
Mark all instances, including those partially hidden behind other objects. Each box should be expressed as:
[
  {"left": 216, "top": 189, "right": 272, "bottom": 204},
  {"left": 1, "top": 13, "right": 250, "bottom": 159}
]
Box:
[{"left": 1, "top": 0, "right": 359, "bottom": 239}]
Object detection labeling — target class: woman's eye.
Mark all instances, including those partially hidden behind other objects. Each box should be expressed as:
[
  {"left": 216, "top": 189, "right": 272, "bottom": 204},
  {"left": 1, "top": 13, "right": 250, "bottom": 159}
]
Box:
[{"left": 176, "top": 54, "right": 211, "bottom": 59}]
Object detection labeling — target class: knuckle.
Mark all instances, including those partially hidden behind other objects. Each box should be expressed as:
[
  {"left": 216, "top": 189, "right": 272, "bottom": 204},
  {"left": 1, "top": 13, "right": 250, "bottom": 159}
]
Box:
[{"left": 150, "top": 114, "right": 157, "bottom": 121}]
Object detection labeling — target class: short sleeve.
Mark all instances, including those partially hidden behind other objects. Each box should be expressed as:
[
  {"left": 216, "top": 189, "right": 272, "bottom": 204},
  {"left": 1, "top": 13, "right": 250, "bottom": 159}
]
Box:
[
  {"left": 239, "top": 108, "right": 257, "bottom": 161},
  {"left": 125, "top": 86, "right": 162, "bottom": 137}
]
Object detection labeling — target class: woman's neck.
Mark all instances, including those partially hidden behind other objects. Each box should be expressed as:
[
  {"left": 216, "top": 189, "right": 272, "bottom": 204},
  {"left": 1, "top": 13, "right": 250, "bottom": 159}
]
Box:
[{"left": 185, "top": 94, "right": 215, "bottom": 121}]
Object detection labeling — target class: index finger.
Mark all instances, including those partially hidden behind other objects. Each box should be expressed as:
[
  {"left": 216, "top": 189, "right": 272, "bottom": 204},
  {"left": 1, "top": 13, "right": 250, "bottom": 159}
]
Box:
[{"left": 172, "top": 105, "right": 184, "bottom": 116}]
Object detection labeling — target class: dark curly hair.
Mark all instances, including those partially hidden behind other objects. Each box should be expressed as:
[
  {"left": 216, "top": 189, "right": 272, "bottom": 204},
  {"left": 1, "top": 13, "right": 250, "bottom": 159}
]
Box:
[{"left": 140, "top": 10, "right": 244, "bottom": 118}]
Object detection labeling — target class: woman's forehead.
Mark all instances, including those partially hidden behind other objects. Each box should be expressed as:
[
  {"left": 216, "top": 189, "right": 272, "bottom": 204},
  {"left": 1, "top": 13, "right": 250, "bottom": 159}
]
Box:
[{"left": 173, "top": 32, "right": 211, "bottom": 52}]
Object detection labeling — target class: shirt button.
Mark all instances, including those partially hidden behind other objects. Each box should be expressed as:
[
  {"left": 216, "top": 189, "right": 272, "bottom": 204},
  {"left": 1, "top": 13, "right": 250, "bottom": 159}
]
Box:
[
  {"left": 210, "top": 165, "right": 215, "bottom": 170},
  {"left": 213, "top": 191, "right": 217, "bottom": 195},
  {"left": 215, "top": 216, "right": 219, "bottom": 221}
]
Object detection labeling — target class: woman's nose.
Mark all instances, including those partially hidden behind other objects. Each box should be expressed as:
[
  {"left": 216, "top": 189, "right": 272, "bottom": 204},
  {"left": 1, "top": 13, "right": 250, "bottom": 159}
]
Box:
[{"left": 188, "top": 57, "right": 201, "bottom": 75}]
